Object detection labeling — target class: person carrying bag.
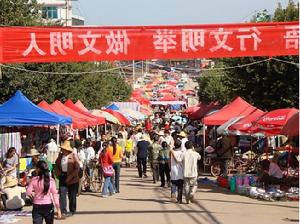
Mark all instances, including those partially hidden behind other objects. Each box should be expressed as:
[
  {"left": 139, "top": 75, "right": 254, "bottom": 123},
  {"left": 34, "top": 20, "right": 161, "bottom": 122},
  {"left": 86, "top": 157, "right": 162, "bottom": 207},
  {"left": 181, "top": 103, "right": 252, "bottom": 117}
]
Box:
[{"left": 99, "top": 142, "right": 115, "bottom": 198}]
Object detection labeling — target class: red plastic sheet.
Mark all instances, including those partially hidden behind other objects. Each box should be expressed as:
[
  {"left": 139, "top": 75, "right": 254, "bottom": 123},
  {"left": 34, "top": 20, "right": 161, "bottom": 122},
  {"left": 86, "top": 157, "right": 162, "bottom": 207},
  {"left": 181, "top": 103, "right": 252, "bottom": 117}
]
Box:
[{"left": 0, "top": 22, "right": 298, "bottom": 63}]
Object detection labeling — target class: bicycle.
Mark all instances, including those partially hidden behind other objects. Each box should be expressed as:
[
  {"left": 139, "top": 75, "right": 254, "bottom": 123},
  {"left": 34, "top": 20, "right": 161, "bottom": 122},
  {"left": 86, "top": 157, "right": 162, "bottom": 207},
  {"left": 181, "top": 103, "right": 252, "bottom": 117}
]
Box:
[{"left": 82, "top": 159, "right": 103, "bottom": 193}]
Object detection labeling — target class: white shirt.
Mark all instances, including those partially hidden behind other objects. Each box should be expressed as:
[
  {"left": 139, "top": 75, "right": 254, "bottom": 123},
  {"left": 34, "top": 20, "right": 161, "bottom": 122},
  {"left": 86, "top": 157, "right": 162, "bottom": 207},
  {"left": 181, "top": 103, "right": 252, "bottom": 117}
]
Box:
[
  {"left": 165, "top": 135, "right": 174, "bottom": 149},
  {"left": 77, "top": 150, "right": 85, "bottom": 168},
  {"left": 84, "top": 146, "right": 95, "bottom": 162},
  {"left": 269, "top": 162, "right": 283, "bottom": 179},
  {"left": 181, "top": 137, "right": 188, "bottom": 152},
  {"left": 61, "top": 154, "right": 69, "bottom": 172},
  {"left": 176, "top": 149, "right": 201, "bottom": 178},
  {"left": 171, "top": 150, "right": 184, "bottom": 180}
]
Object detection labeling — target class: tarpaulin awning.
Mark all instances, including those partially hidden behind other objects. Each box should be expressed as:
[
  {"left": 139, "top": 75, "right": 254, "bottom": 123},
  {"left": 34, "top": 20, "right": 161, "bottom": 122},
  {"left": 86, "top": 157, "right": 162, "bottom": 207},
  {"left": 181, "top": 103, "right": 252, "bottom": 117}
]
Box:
[
  {"left": 113, "top": 102, "right": 141, "bottom": 111},
  {"left": 121, "top": 108, "right": 146, "bottom": 120},
  {"left": 0, "top": 91, "right": 72, "bottom": 126},
  {"left": 64, "top": 99, "right": 106, "bottom": 125},
  {"left": 103, "top": 109, "right": 131, "bottom": 126},
  {"left": 91, "top": 110, "right": 120, "bottom": 124},
  {"left": 203, "top": 97, "right": 258, "bottom": 125}
]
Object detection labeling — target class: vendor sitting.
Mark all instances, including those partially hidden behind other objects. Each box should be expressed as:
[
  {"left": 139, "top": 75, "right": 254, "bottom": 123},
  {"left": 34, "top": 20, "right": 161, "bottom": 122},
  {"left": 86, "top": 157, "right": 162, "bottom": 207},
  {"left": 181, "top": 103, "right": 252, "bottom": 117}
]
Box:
[
  {"left": 26, "top": 147, "right": 41, "bottom": 177},
  {"left": 259, "top": 153, "right": 283, "bottom": 188}
]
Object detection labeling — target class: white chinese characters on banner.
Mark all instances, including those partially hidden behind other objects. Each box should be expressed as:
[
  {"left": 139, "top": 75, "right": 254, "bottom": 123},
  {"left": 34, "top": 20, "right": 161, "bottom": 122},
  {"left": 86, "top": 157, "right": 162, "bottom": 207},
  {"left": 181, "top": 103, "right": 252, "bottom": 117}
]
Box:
[
  {"left": 78, "top": 31, "right": 102, "bottom": 55},
  {"left": 209, "top": 28, "right": 233, "bottom": 52},
  {"left": 105, "top": 30, "right": 130, "bottom": 55},
  {"left": 50, "top": 32, "right": 73, "bottom": 55},
  {"left": 22, "top": 33, "right": 46, "bottom": 56},
  {"left": 182, "top": 29, "right": 205, "bottom": 52},
  {"left": 236, "top": 27, "right": 262, "bottom": 51},
  {"left": 284, "top": 25, "right": 299, "bottom": 49},
  {"left": 153, "top": 29, "right": 177, "bottom": 53}
]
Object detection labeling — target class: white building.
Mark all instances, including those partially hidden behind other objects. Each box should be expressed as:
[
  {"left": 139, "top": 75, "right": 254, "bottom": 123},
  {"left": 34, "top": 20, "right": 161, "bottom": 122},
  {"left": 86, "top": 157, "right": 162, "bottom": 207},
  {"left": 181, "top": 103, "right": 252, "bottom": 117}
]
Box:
[{"left": 37, "top": 0, "right": 84, "bottom": 26}]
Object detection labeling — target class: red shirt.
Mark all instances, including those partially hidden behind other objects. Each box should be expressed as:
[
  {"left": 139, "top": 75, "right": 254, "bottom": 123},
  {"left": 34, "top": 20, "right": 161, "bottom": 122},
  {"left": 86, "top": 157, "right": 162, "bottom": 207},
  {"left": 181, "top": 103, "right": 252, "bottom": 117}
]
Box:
[{"left": 99, "top": 151, "right": 113, "bottom": 168}]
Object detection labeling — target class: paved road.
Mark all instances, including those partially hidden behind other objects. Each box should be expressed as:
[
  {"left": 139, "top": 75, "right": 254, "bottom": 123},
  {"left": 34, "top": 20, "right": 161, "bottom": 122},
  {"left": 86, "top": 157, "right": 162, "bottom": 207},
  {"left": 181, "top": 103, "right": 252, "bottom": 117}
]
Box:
[{"left": 18, "top": 167, "right": 298, "bottom": 224}]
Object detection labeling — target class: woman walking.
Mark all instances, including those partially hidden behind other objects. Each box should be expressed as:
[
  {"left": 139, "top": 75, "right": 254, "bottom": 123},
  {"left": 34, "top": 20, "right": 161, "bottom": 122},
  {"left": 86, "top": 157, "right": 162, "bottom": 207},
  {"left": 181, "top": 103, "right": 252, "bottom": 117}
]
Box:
[
  {"left": 108, "top": 137, "right": 123, "bottom": 193},
  {"left": 26, "top": 160, "right": 62, "bottom": 224},
  {"left": 99, "top": 142, "right": 115, "bottom": 197},
  {"left": 55, "top": 140, "right": 80, "bottom": 217}
]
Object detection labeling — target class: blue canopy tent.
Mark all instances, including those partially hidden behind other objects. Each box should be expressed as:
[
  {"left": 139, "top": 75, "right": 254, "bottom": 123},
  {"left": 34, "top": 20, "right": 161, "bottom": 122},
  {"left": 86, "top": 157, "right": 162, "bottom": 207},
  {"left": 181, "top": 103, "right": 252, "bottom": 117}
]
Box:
[
  {"left": 0, "top": 90, "right": 72, "bottom": 126},
  {"left": 106, "top": 103, "right": 120, "bottom": 110}
]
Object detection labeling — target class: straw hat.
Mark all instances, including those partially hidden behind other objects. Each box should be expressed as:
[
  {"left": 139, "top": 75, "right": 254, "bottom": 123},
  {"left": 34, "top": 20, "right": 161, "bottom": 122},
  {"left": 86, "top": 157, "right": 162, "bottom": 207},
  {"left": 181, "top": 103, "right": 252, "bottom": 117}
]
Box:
[
  {"left": 177, "top": 131, "right": 187, "bottom": 138},
  {"left": 158, "top": 130, "right": 165, "bottom": 136},
  {"left": 60, "top": 140, "right": 73, "bottom": 152},
  {"left": 27, "top": 148, "right": 40, "bottom": 157}
]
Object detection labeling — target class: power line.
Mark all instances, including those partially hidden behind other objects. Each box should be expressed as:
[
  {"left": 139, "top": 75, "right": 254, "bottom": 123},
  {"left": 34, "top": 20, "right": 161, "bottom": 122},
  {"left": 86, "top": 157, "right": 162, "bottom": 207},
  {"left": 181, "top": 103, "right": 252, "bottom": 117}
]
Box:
[
  {"left": 271, "top": 57, "right": 299, "bottom": 66},
  {"left": 0, "top": 61, "right": 142, "bottom": 75}
]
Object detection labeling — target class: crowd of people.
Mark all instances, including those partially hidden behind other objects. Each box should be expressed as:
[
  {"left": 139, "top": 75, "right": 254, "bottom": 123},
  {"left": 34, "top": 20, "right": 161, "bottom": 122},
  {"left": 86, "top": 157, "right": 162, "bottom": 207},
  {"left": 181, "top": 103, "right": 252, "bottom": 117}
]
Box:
[{"left": 0, "top": 106, "right": 297, "bottom": 224}]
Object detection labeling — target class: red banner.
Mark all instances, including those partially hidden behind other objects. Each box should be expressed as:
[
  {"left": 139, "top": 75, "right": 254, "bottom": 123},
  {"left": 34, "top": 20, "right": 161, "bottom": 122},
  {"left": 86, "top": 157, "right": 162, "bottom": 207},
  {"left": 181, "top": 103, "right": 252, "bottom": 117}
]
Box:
[{"left": 0, "top": 22, "right": 298, "bottom": 63}]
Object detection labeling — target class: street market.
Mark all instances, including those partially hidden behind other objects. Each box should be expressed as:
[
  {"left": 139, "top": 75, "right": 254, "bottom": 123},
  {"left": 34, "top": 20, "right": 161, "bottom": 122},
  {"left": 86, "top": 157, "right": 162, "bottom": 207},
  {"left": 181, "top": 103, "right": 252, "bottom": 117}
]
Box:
[{"left": 0, "top": 0, "right": 298, "bottom": 224}]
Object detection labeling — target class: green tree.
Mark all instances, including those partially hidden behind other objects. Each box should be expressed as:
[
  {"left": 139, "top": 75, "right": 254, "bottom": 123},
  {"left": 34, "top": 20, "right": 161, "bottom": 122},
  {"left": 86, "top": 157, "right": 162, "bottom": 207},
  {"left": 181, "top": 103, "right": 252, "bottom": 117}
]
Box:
[
  {"left": 0, "top": 0, "right": 132, "bottom": 108},
  {"left": 198, "top": 0, "right": 299, "bottom": 110},
  {"left": 197, "top": 70, "right": 230, "bottom": 105}
]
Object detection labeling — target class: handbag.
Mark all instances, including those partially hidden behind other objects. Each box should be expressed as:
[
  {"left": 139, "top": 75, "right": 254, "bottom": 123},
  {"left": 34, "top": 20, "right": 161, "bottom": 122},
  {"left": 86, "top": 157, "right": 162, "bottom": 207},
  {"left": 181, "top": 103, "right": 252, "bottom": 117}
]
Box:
[
  {"left": 102, "top": 165, "right": 114, "bottom": 177},
  {"left": 99, "top": 155, "right": 114, "bottom": 177}
]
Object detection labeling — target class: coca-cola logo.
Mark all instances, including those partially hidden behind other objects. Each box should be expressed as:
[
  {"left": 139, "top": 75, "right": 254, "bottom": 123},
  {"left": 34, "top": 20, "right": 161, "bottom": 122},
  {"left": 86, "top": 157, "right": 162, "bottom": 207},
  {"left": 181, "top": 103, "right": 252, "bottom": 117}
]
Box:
[{"left": 262, "top": 115, "right": 286, "bottom": 122}]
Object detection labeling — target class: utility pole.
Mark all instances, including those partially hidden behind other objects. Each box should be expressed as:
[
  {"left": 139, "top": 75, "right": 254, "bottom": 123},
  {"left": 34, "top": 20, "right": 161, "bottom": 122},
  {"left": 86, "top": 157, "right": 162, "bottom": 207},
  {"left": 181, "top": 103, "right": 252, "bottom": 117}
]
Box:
[
  {"left": 65, "top": 0, "right": 70, "bottom": 26},
  {"left": 132, "top": 60, "right": 135, "bottom": 84}
]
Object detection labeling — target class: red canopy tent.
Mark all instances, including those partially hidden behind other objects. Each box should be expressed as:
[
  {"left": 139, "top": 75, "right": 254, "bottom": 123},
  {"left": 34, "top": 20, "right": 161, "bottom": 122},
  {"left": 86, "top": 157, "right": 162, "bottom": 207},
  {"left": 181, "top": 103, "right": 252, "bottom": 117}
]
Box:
[
  {"left": 75, "top": 100, "right": 89, "bottom": 113},
  {"left": 38, "top": 100, "right": 56, "bottom": 113},
  {"left": 50, "top": 100, "right": 97, "bottom": 128},
  {"left": 228, "top": 109, "right": 265, "bottom": 133},
  {"left": 64, "top": 99, "right": 106, "bottom": 125},
  {"left": 103, "top": 109, "right": 131, "bottom": 126},
  {"left": 38, "top": 100, "right": 88, "bottom": 129},
  {"left": 203, "top": 97, "right": 258, "bottom": 125},
  {"left": 188, "top": 102, "right": 220, "bottom": 120},
  {"left": 281, "top": 112, "right": 299, "bottom": 137}
]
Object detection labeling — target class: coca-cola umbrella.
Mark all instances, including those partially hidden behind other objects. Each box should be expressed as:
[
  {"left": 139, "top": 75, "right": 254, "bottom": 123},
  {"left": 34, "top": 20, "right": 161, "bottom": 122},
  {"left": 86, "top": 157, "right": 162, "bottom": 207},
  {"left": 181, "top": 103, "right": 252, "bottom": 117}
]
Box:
[
  {"left": 281, "top": 112, "right": 299, "bottom": 137},
  {"left": 254, "top": 108, "right": 299, "bottom": 135}
]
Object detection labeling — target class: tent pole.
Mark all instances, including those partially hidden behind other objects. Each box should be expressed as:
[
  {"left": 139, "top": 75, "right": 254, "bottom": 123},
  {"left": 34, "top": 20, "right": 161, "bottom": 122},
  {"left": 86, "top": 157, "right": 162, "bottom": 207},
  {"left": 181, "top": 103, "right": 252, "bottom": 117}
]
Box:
[
  {"left": 96, "top": 125, "right": 99, "bottom": 140},
  {"left": 86, "top": 127, "right": 88, "bottom": 139},
  {"left": 56, "top": 125, "right": 60, "bottom": 146},
  {"left": 203, "top": 124, "right": 206, "bottom": 173}
]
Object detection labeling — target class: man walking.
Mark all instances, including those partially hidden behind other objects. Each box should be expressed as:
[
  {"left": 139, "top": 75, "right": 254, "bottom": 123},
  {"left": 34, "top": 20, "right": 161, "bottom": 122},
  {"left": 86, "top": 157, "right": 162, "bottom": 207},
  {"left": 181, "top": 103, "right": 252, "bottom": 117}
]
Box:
[
  {"left": 148, "top": 135, "right": 161, "bottom": 183},
  {"left": 171, "top": 141, "right": 201, "bottom": 204},
  {"left": 136, "top": 134, "right": 150, "bottom": 178}
]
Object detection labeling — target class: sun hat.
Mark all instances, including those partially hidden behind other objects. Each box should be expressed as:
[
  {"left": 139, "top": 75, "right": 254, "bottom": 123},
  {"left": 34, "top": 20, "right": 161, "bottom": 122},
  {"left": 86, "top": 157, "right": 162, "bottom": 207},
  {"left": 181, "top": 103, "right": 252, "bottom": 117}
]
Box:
[
  {"left": 177, "top": 131, "right": 187, "bottom": 138},
  {"left": 60, "top": 140, "right": 73, "bottom": 152},
  {"left": 27, "top": 148, "right": 40, "bottom": 157}
]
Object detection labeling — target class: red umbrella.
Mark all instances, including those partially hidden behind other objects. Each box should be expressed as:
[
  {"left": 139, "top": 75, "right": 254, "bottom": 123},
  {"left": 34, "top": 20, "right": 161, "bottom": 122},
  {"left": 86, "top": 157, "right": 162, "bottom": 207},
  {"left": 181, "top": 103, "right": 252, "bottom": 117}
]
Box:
[
  {"left": 103, "top": 109, "right": 131, "bottom": 126},
  {"left": 160, "top": 94, "right": 178, "bottom": 101},
  {"left": 281, "top": 112, "right": 299, "bottom": 137},
  {"left": 252, "top": 108, "right": 299, "bottom": 135}
]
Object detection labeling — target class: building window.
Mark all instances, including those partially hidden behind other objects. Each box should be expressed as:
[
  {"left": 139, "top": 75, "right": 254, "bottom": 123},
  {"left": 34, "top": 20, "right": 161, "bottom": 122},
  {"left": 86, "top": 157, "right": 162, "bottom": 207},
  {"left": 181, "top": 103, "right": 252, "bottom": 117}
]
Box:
[{"left": 42, "top": 7, "right": 58, "bottom": 19}]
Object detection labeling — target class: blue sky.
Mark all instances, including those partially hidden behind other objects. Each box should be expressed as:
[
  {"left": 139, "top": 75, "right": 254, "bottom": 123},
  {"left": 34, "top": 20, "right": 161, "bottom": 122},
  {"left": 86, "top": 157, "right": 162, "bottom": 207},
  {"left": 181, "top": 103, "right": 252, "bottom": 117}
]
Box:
[{"left": 72, "top": 0, "right": 290, "bottom": 26}]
